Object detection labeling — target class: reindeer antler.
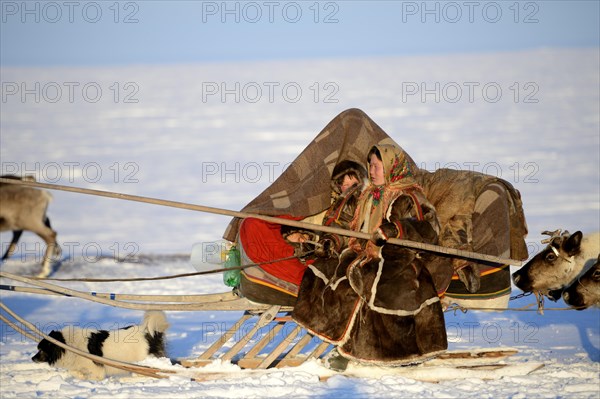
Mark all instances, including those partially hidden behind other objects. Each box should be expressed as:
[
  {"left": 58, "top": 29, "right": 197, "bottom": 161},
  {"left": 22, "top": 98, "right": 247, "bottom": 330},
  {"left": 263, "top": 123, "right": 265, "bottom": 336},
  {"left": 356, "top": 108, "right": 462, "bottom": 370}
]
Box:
[{"left": 540, "top": 229, "right": 569, "bottom": 244}]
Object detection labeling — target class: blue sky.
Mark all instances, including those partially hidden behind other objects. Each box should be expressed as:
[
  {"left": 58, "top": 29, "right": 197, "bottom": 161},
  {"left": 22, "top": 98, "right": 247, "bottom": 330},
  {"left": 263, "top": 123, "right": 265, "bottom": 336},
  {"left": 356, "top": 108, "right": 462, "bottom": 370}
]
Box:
[{"left": 1, "top": 1, "right": 599, "bottom": 66}]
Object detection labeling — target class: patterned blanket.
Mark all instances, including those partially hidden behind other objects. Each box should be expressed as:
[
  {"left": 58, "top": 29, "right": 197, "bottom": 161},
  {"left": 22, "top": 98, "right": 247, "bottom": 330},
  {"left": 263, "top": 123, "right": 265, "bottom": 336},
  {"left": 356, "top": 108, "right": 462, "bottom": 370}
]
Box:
[{"left": 223, "top": 108, "right": 412, "bottom": 241}]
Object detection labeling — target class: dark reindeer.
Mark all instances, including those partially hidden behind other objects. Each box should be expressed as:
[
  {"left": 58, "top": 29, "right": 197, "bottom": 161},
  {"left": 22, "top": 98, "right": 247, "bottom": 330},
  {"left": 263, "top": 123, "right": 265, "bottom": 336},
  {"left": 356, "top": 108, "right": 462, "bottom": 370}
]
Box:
[
  {"left": 562, "top": 255, "right": 600, "bottom": 310},
  {"left": 512, "top": 230, "right": 599, "bottom": 308},
  {"left": 0, "top": 175, "right": 60, "bottom": 277}
]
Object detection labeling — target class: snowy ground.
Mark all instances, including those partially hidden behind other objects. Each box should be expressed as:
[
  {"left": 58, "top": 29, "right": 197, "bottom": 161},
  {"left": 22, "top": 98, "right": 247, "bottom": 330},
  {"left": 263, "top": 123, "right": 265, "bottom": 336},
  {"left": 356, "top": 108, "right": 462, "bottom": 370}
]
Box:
[{"left": 1, "top": 49, "right": 599, "bottom": 398}]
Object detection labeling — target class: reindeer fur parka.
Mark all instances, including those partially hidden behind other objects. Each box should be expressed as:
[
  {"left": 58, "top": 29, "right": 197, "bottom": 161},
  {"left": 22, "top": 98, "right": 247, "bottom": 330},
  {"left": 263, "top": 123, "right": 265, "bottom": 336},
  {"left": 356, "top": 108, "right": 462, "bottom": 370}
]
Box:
[{"left": 293, "top": 145, "right": 447, "bottom": 365}]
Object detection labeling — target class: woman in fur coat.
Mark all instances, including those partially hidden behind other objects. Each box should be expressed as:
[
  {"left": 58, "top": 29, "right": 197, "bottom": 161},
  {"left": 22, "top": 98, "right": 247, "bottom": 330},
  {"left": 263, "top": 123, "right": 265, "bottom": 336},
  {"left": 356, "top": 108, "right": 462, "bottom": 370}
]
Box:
[{"left": 293, "top": 144, "right": 447, "bottom": 367}]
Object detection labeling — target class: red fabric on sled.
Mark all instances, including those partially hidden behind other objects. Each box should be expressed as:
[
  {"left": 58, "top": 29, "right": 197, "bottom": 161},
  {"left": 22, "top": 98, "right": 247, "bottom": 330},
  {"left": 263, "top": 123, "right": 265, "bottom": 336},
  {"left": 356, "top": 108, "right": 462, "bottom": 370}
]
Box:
[{"left": 239, "top": 216, "right": 309, "bottom": 286}]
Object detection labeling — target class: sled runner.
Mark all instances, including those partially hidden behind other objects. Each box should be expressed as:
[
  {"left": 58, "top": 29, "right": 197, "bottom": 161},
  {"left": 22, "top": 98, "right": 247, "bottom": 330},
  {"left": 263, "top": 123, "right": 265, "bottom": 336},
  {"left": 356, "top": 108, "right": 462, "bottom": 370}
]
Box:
[{"left": 188, "top": 347, "right": 544, "bottom": 383}]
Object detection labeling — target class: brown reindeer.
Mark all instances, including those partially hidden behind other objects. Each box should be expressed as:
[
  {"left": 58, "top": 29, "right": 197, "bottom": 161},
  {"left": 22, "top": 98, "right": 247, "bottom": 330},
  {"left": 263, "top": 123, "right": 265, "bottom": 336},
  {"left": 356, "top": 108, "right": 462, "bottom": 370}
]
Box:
[
  {"left": 562, "top": 255, "right": 600, "bottom": 310},
  {"left": 512, "top": 230, "right": 599, "bottom": 306},
  {"left": 0, "top": 175, "right": 60, "bottom": 276}
]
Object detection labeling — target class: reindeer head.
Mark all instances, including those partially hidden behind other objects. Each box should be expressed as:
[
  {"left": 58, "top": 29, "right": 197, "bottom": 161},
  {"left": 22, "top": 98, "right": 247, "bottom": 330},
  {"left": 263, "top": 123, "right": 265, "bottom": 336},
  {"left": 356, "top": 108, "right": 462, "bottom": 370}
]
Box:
[
  {"left": 563, "top": 256, "right": 600, "bottom": 310},
  {"left": 512, "top": 230, "right": 583, "bottom": 294}
]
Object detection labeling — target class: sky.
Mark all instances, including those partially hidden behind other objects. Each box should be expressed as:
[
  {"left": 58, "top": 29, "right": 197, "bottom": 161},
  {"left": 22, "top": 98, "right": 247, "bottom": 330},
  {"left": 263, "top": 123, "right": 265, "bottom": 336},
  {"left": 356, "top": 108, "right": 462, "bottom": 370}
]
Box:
[{"left": 1, "top": 0, "right": 599, "bottom": 66}]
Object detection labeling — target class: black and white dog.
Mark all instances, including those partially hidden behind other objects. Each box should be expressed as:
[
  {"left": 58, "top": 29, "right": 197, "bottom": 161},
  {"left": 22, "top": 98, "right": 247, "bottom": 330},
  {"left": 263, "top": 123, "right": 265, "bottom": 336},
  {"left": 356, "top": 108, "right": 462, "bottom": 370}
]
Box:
[{"left": 32, "top": 311, "right": 169, "bottom": 380}]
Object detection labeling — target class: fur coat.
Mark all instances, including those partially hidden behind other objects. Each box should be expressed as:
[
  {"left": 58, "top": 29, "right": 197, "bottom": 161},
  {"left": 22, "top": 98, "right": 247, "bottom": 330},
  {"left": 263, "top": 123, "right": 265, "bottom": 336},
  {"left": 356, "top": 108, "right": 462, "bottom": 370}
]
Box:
[{"left": 293, "top": 145, "right": 448, "bottom": 365}]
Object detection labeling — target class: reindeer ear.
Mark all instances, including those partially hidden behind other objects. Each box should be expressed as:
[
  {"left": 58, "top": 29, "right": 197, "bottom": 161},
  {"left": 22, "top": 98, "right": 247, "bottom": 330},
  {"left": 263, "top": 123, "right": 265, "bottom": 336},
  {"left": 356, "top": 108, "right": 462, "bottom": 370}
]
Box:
[{"left": 563, "top": 231, "right": 583, "bottom": 256}]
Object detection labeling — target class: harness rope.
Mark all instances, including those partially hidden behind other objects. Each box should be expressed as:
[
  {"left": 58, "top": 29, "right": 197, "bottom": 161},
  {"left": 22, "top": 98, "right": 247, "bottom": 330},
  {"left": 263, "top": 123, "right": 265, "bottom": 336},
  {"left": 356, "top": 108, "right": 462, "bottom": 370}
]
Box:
[
  {"left": 443, "top": 302, "right": 579, "bottom": 313},
  {"left": 0, "top": 271, "right": 579, "bottom": 314},
  {"left": 28, "top": 254, "right": 310, "bottom": 283}
]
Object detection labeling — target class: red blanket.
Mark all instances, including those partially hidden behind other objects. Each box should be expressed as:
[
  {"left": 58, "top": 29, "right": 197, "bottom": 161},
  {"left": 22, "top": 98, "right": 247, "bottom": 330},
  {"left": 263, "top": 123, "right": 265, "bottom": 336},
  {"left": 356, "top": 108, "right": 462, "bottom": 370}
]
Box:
[{"left": 239, "top": 217, "right": 309, "bottom": 286}]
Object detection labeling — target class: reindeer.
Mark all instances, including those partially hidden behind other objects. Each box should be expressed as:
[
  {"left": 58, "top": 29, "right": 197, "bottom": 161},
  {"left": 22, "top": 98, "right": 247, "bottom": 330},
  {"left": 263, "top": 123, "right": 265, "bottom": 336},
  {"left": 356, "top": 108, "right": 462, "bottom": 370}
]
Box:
[
  {"left": 0, "top": 175, "right": 60, "bottom": 277},
  {"left": 512, "top": 230, "right": 600, "bottom": 308},
  {"left": 562, "top": 255, "right": 600, "bottom": 310}
]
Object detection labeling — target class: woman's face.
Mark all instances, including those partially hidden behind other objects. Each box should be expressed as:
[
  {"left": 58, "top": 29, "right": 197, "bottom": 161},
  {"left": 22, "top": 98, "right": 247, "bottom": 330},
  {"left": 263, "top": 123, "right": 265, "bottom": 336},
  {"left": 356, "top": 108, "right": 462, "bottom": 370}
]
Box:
[{"left": 369, "top": 153, "right": 385, "bottom": 185}]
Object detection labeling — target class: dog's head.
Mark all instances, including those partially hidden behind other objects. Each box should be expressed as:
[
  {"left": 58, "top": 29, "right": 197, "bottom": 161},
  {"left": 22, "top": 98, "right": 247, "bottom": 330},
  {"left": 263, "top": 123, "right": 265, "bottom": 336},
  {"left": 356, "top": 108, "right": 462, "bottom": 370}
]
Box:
[{"left": 32, "top": 330, "right": 66, "bottom": 365}]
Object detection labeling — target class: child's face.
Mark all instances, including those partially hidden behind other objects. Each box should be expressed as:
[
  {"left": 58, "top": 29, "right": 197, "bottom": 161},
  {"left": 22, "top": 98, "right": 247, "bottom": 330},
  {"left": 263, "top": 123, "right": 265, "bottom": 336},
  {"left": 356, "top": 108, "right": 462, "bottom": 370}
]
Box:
[
  {"left": 340, "top": 174, "right": 359, "bottom": 193},
  {"left": 286, "top": 232, "right": 310, "bottom": 243},
  {"left": 369, "top": 154, "right": 385, "bottom": 185}
]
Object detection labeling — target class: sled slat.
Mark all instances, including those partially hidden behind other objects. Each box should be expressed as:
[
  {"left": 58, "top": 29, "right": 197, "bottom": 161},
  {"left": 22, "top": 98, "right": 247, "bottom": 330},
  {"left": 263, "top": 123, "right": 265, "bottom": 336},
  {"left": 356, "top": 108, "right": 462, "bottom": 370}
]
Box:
[
  {"left": 199, "top": 312, "right": 254, "bottom": 360},
  {"left": 221, "top": 305, "right": 281, "bottom": 361},
  {"left": 274, "top": 340, "right": 332, "bottom": 368},
  {"left": 243, "top": 322, "right": 285, "bottom": 360},
  {"left": 257, "top": 325, "right": 302, "bottom": 369},
  {"left": 237, "top": 327, "right": 309, "bottom": 369},
  {"left": 308, "top": 341, "right": 332, "bottom": 360},
  {"left": 279, "top": 331, "right": 313, "bottom": 361},
  {"left": 180, "top": 312, "right": 254, "bottom": 367}
]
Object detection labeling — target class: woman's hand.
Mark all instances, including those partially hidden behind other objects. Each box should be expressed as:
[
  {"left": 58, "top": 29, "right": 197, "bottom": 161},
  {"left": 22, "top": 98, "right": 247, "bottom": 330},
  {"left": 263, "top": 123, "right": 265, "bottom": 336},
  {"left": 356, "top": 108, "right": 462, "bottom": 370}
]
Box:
[{"left": 371, "top": 222, "right": 400, "bottom": 246}]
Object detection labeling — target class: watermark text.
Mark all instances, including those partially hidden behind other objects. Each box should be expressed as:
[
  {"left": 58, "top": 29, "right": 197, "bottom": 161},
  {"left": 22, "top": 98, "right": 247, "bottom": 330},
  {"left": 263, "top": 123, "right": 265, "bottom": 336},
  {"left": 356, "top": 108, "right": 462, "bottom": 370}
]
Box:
[
  {"left": 401, "top": 81, "right": 539, "bottom": 103},
  {"left": 201, "top": 81, "right": 339, "bottom": 103},
  {"left": 1, "top": 162, "right": 140, "bottom": 184},
  {"left": 1, "top": 1, "right": 140, "bottom": 23},
  {"left": 201, "top": 1, "right": 339, "bottom": 23},
  {"left": 1, "top": 81, "right": 140, "bottom": 104},
  {"left": 401, "top": 1, "right": 540, "bottom": 24}
]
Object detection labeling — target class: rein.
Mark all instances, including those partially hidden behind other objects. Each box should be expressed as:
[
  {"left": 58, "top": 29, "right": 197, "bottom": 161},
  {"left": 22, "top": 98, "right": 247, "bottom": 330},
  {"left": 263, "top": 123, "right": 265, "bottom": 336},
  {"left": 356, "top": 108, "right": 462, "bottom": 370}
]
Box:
[{"left": 29, "top": 254, "right": 309, "bottom": 283}]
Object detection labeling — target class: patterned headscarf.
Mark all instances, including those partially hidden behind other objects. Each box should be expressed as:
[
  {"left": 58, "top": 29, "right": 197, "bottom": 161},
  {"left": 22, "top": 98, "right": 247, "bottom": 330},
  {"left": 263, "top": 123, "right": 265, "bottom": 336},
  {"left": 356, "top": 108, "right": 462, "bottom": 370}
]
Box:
[{"left": 352, "top": 144, "right": 422, "bottom": 237}]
